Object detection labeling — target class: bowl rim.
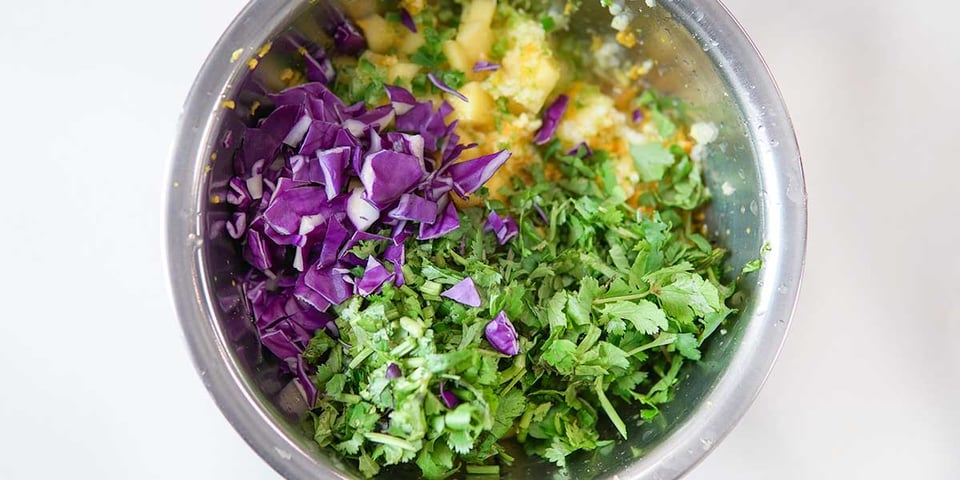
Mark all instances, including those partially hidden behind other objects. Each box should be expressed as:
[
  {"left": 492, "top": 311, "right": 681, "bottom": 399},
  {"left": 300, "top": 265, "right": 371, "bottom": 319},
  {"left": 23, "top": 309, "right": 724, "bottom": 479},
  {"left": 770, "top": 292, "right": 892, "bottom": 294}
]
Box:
[{"left": 163, "top": 1, "right": 807, "bottom": 479}]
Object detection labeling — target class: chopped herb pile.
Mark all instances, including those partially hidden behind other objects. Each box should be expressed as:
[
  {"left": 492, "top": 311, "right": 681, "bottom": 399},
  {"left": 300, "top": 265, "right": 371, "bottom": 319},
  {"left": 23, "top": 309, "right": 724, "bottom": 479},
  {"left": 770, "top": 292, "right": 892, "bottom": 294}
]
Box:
[
  {"left": 222, "top": 0, "right": 746, "bottom": 478},
  {"left": 301, "top": 142, "right": 736, "bottom": 478}
]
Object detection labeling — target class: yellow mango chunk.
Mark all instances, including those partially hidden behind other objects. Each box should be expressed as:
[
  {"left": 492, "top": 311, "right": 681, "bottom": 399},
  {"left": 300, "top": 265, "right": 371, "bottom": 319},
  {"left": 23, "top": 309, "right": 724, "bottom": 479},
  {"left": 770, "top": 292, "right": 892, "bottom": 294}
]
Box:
[
  {"left": 388, "top": 62, "right": 421, "bottom": 83},
  {"left": 484, "top": 18, "right": 559, "bottom": 113},
  {"left": 399, "top": 31, "right": 425, "bottom": 55},
  {"left": 456, "top": 0, "right": 497, "bottom": 64},
  {"left": 442, "top": 40, "right": 473, "bottom": 73},
  {"left": 356, "top": 15, "right": 396, "bottom": 53},
  {"left": 460, "top": 0, "right": 497, "bottom": 27},
  {"left": 448, "top": 82, "right": 495, "bottom": 127}
]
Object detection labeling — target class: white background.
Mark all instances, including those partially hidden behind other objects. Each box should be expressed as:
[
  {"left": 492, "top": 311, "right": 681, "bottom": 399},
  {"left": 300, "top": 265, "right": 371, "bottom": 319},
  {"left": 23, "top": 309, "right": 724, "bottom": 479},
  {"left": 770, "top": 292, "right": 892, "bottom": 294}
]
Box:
[{"left": 0, "top": 0, "right": 957, "bottom": 479}]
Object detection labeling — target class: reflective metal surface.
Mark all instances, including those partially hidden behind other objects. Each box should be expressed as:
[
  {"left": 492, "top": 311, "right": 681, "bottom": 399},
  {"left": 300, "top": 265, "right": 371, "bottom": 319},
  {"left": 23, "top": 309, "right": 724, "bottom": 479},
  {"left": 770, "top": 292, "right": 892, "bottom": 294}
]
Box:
[{"left": 164, "top": 1, "right": 807, "bottom": 478}]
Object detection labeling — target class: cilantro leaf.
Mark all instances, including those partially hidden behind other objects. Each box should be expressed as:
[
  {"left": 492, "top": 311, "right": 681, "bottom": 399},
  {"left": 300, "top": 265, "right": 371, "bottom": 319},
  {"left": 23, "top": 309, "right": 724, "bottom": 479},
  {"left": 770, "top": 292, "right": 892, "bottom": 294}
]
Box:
[
  {"left": 609, "top": 242, "right": 631, "bottom": 272},
  {"left": 546, "top": 291, "right": 568, "bottom": 337},
  {"left": 541, "top": 339, "right": 578, "bottom": 375},
  {"left": 571, "top": 277, "right": 602, "bottom": 323},
  {"left": 741, "top": 258, "right": 762, "bottom": 274},
  {"left": 599, "top": 300, "right": 668, "bottom": 335},
  {"left": 491, "top": 390, "right": 526, "bottom": 439},
  {"left": 674, "top": 333, "right": 702, "bottom": 360},
  {"left": 630, "top": 143, "right": 675, "bottom": 182},
  {"left": 596, "top": 341, "right": 631, "bottom": 370},
  {"left": 651, "top": 109, "right": 677, "bottom": 138},
  {"left": 542, "top": 439, "right": 574, "bottom": 468},
  {"left": 657, "top": 273, "right": 720, "bottom": 324},
  {"left": 416, "top": 440, "right": 456, "bottom": 480}
]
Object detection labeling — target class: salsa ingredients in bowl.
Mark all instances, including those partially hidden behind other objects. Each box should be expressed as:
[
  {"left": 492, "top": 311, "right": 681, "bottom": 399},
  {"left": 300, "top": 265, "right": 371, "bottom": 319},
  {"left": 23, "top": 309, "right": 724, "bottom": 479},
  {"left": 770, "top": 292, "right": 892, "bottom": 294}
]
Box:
[
  {"left": 225, "top": 1, "right": 740, "bottom": 477},
  {"left": 166, "top": 0, "right": 806, "bottom": 479}
]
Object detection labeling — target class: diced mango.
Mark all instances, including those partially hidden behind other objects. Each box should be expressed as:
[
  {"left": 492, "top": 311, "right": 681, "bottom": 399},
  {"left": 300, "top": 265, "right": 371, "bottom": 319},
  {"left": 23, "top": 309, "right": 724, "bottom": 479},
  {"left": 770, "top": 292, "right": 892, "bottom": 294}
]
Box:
[
  {"left": 556, "top": 89, "right": 621, "bottom": 146},
  {"left": 530, "top": 61, "right": 560, "bottom": 103},
  {"left": 443, "top": 40, "right": 473, "bottom": 73},
  {"left": 448, "top": 82, "right": 495, "bottom": 127},
  {"left": 356, "top": 15, "right": 395, "bottom": 54},
  {"left": 460, "top": 0, "right": 497, "bottom": 27},
  {"left": 399, "top": 31, "right": 425, "bottom": 55},
  {"left": 388, "top": 62, "right": 421, "bottom": 83},
  {"left": 455, "top": 0, "right": 497, "bottom": 64},
  {"left": 456, "top": 23, "right": 493, "bottom": 63},
  {"left": 484, "top": 18, "right": 559, "bottom": 113}
]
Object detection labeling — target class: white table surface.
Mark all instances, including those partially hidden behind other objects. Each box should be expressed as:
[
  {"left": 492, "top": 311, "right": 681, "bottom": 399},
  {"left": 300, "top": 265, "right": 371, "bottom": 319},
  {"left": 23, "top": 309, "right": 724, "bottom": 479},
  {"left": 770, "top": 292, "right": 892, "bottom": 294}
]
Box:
[{"left": 0, "top": 1, "right": 957, "bottom": 479}]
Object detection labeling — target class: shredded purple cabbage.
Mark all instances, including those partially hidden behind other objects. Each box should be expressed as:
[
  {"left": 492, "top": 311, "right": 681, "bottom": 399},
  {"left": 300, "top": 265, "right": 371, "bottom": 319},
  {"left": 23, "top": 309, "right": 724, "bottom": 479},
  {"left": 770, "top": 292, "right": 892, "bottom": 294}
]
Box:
[
  {"left": 427, "top": 73, "right": 468, "bottom": 103},
  {"left": 441, "top": 277, "right": 482, "bottom": 307},
  {"left": 400, "top": 8, "right": 417, "bottom": 33},
  {"left": 227, "top": 30, "right": 515, "bottom": 408},
  {"left": 484, "top": 311, "right": 520, "bottom": 356},
  {"left": 418, "top": 200, "right": 460, "bottom": 240},
  {"left": 356, "top": 256, "right": 394, "bottom": 296},
  {"left": 439, "top": 381, "right": 460, "bottom": 409},
  {"left": 533, "top": 94, "right": 569, "bottom": 145},
  {"left": 533, "top": 203, "right": 549, "bottom": 224},
  {"left": 566, "top": 142, "right": 593, "bottom": 158},
  {"left": 446, "top": 150, "right": 512, "bottom": 197},
  {"left": 389, "top": 193, "right": 439, "bottom": 223},
  {"left": 295, "top": 357, "right": 319, "bottom": 407},
  {"left": 484, "top": 211, "right": 519, "bottom": 245},
  {"left": 385, "top": 363, "right": 402, "bottom": 379},
  {"left": 331, "top": 21, "right": 365, "bottom": 55},
  {"left": 472, "top": 60, "right": 500, "bottom": 72}
]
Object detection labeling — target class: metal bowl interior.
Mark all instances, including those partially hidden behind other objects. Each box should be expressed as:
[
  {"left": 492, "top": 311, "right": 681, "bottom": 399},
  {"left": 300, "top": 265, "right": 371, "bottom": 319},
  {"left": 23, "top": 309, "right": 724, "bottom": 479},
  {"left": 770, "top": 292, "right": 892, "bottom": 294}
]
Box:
[{"left": 164, "top": 1, "right": 806, "bottom": 479}]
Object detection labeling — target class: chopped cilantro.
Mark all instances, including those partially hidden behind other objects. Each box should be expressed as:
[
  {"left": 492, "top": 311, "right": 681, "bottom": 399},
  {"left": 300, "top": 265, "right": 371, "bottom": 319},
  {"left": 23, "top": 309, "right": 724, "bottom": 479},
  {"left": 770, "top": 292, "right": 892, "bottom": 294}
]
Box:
[
  {"left": 490, "top": 36, "right": 509, "bottom": 60},
  {"left": 630, "top": 143, "right": 675, "bottom": 182},
  {"left": 438, "top": 70, "right": 466, "bottom": 90},
  {"left": 651, "top": 109, "right": 677, "bottom": 139},
  {"left": 540, "top": 15, "right": 556, "bottom": 32},
  {"left": 299, "top": 137, "right": 740, "bottom": 477},
  {"left": 332, "top": 58, "right": 389, "bottom": 106},
  {"left": 410, "top": 27, "right": 448, "bottom": 69}
]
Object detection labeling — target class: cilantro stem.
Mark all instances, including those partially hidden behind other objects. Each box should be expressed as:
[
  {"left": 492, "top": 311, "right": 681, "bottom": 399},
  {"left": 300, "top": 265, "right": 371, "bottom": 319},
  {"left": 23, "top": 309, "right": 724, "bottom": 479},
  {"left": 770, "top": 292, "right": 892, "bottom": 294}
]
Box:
[
  {"left": 466, "top": 465, "right": 500, "bottom": 475},
  {"left": 348, "top": 347, "right": 374, "bottom": 369},
  {"left": 625, "top": 332, "right": 678, "bottom": 357},
  {"left": 526, "top": 389, "right": 564, "bottom": 398},
  {"left": 615, "top": 227, "right": 640, "bottom": 240},
  {"left": 334, "top": 393, "right": 362, "bottom": 404},
  {"left": 363, "top": 433, "right": 418, "bottom": 451},
  {"left": 498, "top": 368, "right": 525, "bottom": 397},
  {"left": 592, "top": 289, "right": 652, "bottom": 305},
  {"left": 595, "top": 377, "right": 628, "bottom": 440}
]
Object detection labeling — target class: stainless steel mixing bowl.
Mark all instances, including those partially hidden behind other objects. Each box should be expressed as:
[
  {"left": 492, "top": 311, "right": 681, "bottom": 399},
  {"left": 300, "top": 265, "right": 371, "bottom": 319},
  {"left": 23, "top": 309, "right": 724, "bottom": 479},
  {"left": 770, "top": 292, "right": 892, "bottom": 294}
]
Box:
[{"left": 164, "top": 1, "right": 807, "bottom": 478}]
